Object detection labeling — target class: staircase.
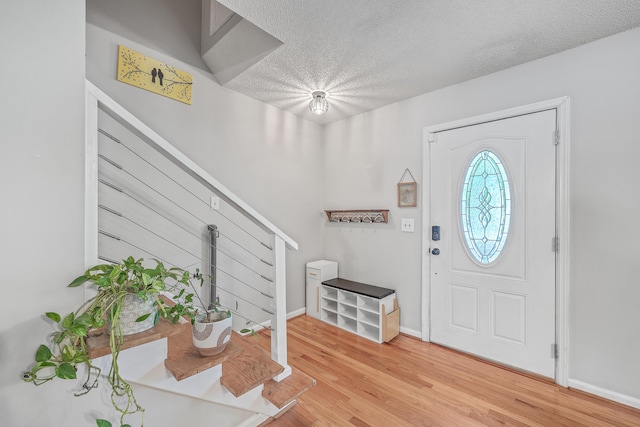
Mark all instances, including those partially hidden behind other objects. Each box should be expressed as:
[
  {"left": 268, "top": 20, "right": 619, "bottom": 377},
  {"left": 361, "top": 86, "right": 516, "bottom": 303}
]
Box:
[
  {"left": 87, "top": 318, "right": 315, "bottom": 426},
  {"left": 84, "top": 81, "right": 311, "bottom": 425}
]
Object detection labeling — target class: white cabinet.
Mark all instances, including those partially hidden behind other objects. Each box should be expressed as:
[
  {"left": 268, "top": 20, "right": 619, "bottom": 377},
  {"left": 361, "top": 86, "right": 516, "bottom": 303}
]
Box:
[
  {"left": 320, "top": 278, "right": 398, "bottom": 343},
  {"left": 305, "top": 260, "right": 337, "bottom": 320}
]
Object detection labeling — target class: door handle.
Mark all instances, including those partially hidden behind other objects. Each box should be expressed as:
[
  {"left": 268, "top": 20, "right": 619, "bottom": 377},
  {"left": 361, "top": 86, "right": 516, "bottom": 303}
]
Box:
[{"left": 431, "top": 248, "right": 440, "bottom": 255}]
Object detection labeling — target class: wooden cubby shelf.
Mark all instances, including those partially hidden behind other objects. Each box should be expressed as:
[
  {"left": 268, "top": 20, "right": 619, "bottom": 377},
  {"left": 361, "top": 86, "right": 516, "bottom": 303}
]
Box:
[{"left": 320, "top": 278, "right": 399, "bottom": 343}]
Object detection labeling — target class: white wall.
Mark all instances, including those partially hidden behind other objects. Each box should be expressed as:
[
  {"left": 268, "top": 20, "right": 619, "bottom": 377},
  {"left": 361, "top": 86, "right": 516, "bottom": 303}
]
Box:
[
  {"left": 323, "top": 109, "right": 425, "bottom": 338},
  {"left": 0, "top": 0, "right": 92, "bottom": 425},
  {"left": 323, "top": 28, "right": 640, "bottom": 404},
  {"left": 86, "top": 0, "right": 210, "bottom": 73}
]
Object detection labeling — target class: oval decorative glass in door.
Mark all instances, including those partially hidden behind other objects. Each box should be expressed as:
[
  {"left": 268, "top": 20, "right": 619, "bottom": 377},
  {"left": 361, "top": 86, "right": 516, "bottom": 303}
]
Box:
[{"left": 460, "top": 150, "right": 511, "bottom": 264}]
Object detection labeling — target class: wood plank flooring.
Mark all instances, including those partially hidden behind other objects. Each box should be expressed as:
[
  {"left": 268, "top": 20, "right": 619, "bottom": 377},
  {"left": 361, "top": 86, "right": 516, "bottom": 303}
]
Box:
[{"left": 257, "top": 315, "right": 640, "bottom": 427}]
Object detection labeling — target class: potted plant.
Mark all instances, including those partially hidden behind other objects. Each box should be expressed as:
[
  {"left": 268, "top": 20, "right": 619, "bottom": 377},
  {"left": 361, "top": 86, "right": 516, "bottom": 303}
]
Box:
[
  {"left": 189, "top": 284, "right": 261, "bottom": 356},
  {"left": 21, "top": 256, "right": 205, "bottom": 427},
  {"left": 192, "top": 304, "right": 233, "bottom": 356}
]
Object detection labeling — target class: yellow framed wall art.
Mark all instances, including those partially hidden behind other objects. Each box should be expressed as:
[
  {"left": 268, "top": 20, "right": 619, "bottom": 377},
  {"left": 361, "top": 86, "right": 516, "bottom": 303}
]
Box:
[{"left": 117, "top": 45, "right": 193, "bottom": 105}]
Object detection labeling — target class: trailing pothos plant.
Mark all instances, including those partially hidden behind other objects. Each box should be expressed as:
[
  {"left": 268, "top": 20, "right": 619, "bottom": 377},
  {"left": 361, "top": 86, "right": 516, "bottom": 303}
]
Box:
[{"left": 21, "top": 256, "right": 203, "bottom": 427}]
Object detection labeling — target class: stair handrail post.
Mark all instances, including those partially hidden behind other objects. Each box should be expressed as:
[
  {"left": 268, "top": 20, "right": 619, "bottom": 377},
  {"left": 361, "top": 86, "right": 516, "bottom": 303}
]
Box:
[{"left": 271, "top": 234, "right": 291, "bottom": 381}]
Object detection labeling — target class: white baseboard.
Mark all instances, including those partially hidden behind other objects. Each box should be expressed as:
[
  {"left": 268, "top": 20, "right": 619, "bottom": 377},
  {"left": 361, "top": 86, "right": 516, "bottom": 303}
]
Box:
[
  {"left": 399, "top": 326, "right": 421, "bottom": 339},
  {"left": 248, "top": 308, "right": 307, "bottom": 333},
  {"left": 568, "top": 378, "right": 640, "bottom": 409},
  {"left": 288, "top": 308, "right": 306, "bottom": 319}
]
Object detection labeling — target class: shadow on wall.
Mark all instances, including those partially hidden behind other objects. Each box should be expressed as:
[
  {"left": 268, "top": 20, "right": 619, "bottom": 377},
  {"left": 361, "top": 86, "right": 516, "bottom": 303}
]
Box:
[{"left": 0, "top": 316, "right": 114, "bottom": 426}]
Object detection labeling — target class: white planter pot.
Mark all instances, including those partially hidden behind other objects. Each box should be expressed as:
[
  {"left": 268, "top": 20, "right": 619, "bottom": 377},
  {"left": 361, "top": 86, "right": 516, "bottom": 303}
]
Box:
[
  {"left": 109, "top": 293, "right": 158, "bottom": 336},
  {"left": 192, "top": 312, "right": 232, "bottom": 356}
]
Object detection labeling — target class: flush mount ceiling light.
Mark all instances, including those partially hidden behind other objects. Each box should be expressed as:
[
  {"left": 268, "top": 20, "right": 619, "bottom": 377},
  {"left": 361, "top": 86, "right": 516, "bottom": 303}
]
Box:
[{"left": 309, "top": 91, "right": 329, "bottom": 115}]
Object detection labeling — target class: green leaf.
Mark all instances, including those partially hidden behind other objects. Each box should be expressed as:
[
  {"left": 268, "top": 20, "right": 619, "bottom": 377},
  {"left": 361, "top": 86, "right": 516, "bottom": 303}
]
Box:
[
  {"left": 62, "top": 312, "right": 74, "bottom": 328},
  {"left": 135, "top": 313, "right": 151, "bottom": 322},
  {"left": 108, "top": 265, "right": 121, "bottom": 280},
  {"left": 68, "top": 275, "right": 90, "bottom": 287},
  {"left": 35, "top": 345, "right": 52, "bottom": 362},
  {"left": 117, "top": 272, "right": 127, "bottom": 284},
  {"left": 141, "top": 272, "right": 152, "bottom": 286},
  {"left": 239, "top": 329, "right": 251, "bottom": 334},
  {"left": 56, "top": 362, "right": 77, "bottom": 380},
  {"left": 96, "top": 419, "right": 112, "bottom": 427},
  {"left": 143, "top": 268, "right": 158, "bottom": 277},
  {"left": 68, "top": 324, "right": 88, "bottom": 337},
  {"left": 96, "top": 276, "right": 111, "bottom": 288},
  {"left": 75, "top": 354, "right": 90, "bottom": 364},
  {"left": 38, "top": 361, "right": 56, "bottom": 368},
  {"left": 61, "top": 345, "right": 76, "bottom": 362},
  {"left": 130, "top": 262, "right": 143, "bottom": 273},
  {"left": 75, "top": 313, "right": 92, "bottom": 326},
  {"left": 46, "top": 312, "right": 61, "bottom": 322},
  {"left": 91, "top": 263, "right": 112, "bottom": 273}
]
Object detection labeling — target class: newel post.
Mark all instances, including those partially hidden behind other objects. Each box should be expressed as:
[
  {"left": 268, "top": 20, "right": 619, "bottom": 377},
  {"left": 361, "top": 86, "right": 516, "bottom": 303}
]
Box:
[{"left": 271, "top": 235, "right": 291, "bottom": 381}]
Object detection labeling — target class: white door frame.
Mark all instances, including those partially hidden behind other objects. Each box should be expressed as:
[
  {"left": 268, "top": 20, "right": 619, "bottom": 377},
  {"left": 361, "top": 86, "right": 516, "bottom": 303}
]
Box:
[{"left": 421, "top": 97, "right": 570, "bottom": 386}]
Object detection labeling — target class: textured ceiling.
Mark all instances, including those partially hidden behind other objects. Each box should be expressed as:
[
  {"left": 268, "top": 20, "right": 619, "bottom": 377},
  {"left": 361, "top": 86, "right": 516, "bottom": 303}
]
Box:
[{"left": 217, "top": 0, "right": 640, "bottom": 124}]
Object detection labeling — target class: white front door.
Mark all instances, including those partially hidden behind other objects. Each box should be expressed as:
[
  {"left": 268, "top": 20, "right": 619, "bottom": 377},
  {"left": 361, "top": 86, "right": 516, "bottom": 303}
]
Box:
[{"left": 429, "top": 110, "right": 557, "bottom": 378}]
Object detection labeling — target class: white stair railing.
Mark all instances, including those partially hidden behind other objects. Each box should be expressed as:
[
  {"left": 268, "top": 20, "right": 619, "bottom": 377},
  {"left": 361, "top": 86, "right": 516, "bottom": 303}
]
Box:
[{"left": 85, "top": 80, "right": 297, "bottom": 380}]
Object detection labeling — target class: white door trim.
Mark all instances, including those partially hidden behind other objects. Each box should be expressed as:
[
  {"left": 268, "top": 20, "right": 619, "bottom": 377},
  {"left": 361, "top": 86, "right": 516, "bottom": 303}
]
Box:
[{"left": 421, "top": 97, "right": 570, "bottom": 386}]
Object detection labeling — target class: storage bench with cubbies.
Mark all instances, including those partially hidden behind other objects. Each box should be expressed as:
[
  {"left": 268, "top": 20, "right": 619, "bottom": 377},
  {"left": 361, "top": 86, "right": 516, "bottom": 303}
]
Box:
[{"left": 320, "top": 278, "right": 399, "bottom": 343}]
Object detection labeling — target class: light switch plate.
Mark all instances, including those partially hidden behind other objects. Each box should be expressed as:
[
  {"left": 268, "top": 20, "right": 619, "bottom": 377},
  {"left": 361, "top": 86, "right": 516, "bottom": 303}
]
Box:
[
  {"left": 210, "top": 196, "right": 220, "bottom": 210},
  {"left": 401, "top": 218, "right": 415, "bottom": 232}
]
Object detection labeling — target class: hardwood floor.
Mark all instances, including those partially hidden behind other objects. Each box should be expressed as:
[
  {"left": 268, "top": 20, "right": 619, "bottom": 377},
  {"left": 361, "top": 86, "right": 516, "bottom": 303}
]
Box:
[{"left": 257, "top": 315, "right": 640, "bottom": 427}]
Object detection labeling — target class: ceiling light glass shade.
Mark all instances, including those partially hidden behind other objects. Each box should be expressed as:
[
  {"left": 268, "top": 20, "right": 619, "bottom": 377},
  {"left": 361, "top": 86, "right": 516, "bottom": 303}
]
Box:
[{"left": 309, "top": 91, "right": 329, "bottom": 115}]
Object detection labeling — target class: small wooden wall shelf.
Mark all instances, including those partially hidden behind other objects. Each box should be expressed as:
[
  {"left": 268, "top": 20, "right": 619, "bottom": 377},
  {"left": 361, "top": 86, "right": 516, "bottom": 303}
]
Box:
[{"left": 324, "top": 209, "right": 389, "bottom": 223}]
